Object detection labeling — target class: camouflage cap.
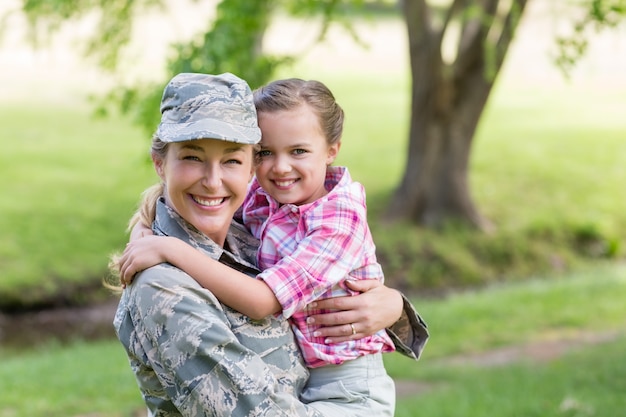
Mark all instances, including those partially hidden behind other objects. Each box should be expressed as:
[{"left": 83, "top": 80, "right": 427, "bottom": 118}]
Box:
[{"left": 157, "top": 72, "right": 261, "bottom": 144}]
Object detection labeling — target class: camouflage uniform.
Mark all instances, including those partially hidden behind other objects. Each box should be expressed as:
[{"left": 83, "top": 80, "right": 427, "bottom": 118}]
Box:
[{"left": 114, "top": 198, "right": 428, "bottom": 417}]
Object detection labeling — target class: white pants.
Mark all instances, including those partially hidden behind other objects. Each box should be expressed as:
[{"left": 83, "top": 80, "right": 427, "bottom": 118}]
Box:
[{"left": 300, "top": 353, "right": 396, "bottom": 417}]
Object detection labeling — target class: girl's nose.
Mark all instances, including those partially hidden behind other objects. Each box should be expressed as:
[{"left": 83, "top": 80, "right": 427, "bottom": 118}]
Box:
[{"left": 272, "top": 155, "right": 291, "bottom": 175}]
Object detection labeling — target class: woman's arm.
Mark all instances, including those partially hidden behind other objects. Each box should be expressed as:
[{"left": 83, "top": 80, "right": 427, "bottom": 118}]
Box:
[
  {"left": 120, "top": 236, "right": 281, "bottom": 320},
  {"left": 307, "top": 280, "right": 429, "bottom": 360},
  {"left": 306, "top": 280, "right": 401, "bottom": 342}
]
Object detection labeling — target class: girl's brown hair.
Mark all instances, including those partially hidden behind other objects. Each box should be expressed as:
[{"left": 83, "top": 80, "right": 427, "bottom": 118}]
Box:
[{"left": 253, "top": 78, "right": 344, "bottom": 145}]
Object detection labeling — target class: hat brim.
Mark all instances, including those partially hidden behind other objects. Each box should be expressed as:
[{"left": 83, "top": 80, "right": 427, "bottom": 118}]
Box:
[{"left": 157, "top": 117, "right": 261, "bottom": 144}]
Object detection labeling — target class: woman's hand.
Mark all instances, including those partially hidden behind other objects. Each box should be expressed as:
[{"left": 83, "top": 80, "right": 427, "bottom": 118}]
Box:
[{"left": 307, "top": 280, "right": 403, "bottom": 343}]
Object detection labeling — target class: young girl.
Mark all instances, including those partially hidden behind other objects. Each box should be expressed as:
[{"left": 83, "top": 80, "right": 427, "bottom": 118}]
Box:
[{"left": 120, "top": 78, "right": 397, "bottom": 415}]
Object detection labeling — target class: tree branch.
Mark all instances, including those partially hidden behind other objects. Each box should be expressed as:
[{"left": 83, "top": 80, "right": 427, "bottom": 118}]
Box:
[
  {"left": 453, "top": 0, "right": 499, "bottom": 80},
  {"left": 401, "top": 0, "right": 432, "bottom": 45},
  {"left": 402, "top": 0, "right": 440, "bottom": 89},
  {"left": 442, "top": 0, "right": 470, "bottom": 31},
  {"left": 492, "top": 0, "right": 528, "bottom": 73}
]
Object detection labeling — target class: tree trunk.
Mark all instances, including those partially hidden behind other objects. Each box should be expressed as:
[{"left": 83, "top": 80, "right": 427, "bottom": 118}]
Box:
[
  {"left": 387, "top": 0, "right": 528, "bottom": 230},
  {"left": 386, "top": 74, "right": 493, "bottom": 230}
]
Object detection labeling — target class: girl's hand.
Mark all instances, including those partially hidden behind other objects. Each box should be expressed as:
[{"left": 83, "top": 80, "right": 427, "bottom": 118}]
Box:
[
  {"left": 306, "top": 280, "right": 403, "bottom": 343},
  {"left": 119, "top": 235, "right": 171, "bottom": 287},
  {"left": 130, "top": 222, "right": 154, "bottom": 242}
]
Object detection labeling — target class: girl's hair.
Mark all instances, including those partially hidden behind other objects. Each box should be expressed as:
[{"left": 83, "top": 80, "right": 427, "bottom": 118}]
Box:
[{"left": 253, "top": 78, "right": 344, "bottom": 145}]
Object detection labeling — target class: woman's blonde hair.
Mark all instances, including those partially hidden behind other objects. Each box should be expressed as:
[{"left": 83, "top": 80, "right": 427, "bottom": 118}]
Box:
[{"left": 104, "top": 136, "right": 169, "bottom": 291}]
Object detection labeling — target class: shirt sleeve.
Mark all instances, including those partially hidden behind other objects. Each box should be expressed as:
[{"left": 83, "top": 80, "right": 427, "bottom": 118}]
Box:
[
  {"left": 240, "top": 178, "right": 269, "bottom": 238},
  {"left": 125, "top": 266, "right": 321, "bottom": 417},
  {"left": 258, "top": 198, "right": 376, "bottom": 318},
  {"left": 386, "top": 293, "right": 430, "bottom": 360}
]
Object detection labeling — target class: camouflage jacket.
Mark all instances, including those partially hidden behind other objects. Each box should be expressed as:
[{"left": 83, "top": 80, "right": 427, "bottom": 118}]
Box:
[{"left": 114, "top": 198, "right": 428, "bottom": 416}]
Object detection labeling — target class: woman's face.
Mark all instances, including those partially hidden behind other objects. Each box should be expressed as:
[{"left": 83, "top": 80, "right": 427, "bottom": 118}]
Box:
[{"left": 154, "top": 139, "right": 254, "bottom": 246}]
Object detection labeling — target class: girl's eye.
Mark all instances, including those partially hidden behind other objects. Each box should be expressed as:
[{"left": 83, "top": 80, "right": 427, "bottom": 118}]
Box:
[
  {"left": 225, "top": 158, "right": 242, "bottom": 165},
  {"left": 293, "top": 148, "right": 307, "bottom": 155},
  {"left": 257, "top": 150, "right": 272, "bottom": 158}
]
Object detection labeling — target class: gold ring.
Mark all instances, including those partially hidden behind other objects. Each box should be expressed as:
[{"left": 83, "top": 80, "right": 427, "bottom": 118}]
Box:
[{"left": 350, "top": 323, "right": 356, "bottom": 335}]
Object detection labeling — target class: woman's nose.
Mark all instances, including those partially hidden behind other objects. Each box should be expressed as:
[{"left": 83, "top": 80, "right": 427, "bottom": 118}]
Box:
[{"left": 201, "top": 164, "right": 222, "bottom": 189}]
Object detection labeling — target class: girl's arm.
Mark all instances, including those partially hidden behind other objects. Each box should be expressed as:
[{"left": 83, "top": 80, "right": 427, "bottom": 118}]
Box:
[
  {"left": 129, "top": 221, "right": 153, "bottom": 242},
  {"left": 120, "top": 236, "right": 281, "bottom": 320},
  {"left": 121, "top": 235, "right": 409, "bottom": 341}
]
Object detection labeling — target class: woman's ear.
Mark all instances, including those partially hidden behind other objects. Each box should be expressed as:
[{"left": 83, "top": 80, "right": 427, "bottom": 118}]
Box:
[{"left": 153, "top": 155, "right": 165, "bottom": 180}]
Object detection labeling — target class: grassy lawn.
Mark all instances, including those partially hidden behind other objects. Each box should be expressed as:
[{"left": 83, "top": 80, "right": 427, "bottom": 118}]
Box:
[
  {"left": 394, "top": 334, "right": 626, "bottom": 417},
  {"left": 389, "top": 262, "right": 626, "bottom": 415},
  {"left": 1, "top": 262, "right": 624, "bottom": 416},
  {"left": 0, "top": 103, "right": 157, "bottom": 307}
]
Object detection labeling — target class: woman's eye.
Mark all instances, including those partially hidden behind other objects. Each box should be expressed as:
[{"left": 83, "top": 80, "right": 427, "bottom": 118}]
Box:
[
  {"left": 182, "top": 155, "right": 201, "bottom": 161},
  {"left": 225, "top": 158, "right": 242, "bottom": 165},
  {"left": 293, "top": 148, "right": 307, "bottom": 155}
]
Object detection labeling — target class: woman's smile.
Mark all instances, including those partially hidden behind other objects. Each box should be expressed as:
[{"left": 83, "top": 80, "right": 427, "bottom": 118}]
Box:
[{"left": 190, "top": 194, "right": 228, "bottom": 208}]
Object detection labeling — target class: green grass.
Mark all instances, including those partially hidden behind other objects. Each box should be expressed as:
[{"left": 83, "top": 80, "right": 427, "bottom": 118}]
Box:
[
  {"left": 0, "top": 103, "right": 157, "bottom": 308},
  {"left": 392, "top": 262, "right": 626, "bottom": 360},
  {"left": 388, "top": 262, "right": 626, "bottom": 416},
  {"left": 474, "top": 85, "right": 626, "bottom": 235},
  {"left": 0, "top": 341, "right": 142, "bottom": 417},
  {"left": 1, "top": 263, "right": 624, "bottom": 416},
  {"left": 394, "top": 336, "right": 626, "bottom": 417},
  {"left": 387, "top": 263, "right": 626, "bottom": 416}
]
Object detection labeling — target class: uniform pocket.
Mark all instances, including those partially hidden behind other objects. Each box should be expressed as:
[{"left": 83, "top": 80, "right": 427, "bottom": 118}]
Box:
[{"left": 300, "top": 379, "right": 367, "bottom": 405}]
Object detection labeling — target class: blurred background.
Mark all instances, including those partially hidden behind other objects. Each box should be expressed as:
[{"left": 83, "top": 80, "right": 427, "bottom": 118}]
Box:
[{"left": 1, "top": 0, "right": 625, "bottom": 416}]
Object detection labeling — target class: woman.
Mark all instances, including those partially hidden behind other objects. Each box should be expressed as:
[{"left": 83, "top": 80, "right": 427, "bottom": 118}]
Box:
[{"left": 109, "top": 72, "right": 428, "bottom": 416}]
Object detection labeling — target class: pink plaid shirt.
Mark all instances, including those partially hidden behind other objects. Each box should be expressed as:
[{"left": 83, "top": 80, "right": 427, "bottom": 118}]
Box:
[{"left": 241, "top": 166, "right": 395, "bottom": 368}]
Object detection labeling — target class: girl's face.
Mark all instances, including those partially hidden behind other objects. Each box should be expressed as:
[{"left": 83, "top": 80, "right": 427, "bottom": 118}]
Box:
[
  {"left": 154, "top": 139, "right": 254, "bottom": 246},
  {"left": 256, "top": 105, "right": 340, "bottom": 206}
]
